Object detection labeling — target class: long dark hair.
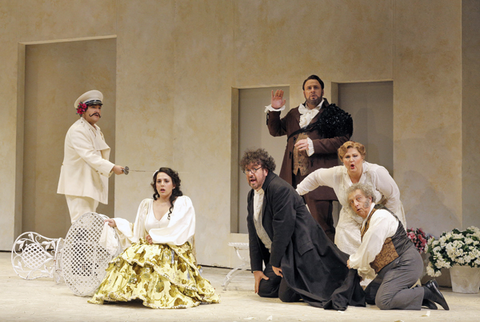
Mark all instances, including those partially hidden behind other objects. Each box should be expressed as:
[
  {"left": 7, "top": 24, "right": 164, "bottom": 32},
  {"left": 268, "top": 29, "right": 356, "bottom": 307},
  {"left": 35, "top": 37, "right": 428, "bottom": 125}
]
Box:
[{"left": 151, "top": 167, "right": 183, "bottom": 219}]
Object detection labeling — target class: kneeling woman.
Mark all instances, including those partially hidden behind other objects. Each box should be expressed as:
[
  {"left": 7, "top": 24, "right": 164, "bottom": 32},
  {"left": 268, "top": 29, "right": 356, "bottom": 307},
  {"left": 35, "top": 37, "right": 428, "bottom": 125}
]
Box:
[{"left": 89, "top": 167, "right": 219, "bottom": 309}]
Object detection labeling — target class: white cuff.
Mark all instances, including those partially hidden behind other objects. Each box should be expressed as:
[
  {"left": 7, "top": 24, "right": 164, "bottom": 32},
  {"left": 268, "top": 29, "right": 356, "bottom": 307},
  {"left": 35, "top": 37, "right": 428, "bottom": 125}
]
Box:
[
  {"left": 358, "top": 266, "right": 376, "bottom": 280},
  {"left": 307, "top": 137, "right": 314, "bottom": 156},
  {"left": 264, "top": 104, "right": 286, "bottom": 113},
  {"left": 296, "top": 187, "right": 306, "bottom": 196},
  {"left": 99, "top": 222, "right": 119, "bottom": 256}
]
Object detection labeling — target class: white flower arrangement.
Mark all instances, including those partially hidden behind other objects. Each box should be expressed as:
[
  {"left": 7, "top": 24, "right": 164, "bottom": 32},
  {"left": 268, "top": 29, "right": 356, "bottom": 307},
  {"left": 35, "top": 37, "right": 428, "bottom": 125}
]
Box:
[{"left": 426, "top": 226, "right": 480, "bottom": 277}]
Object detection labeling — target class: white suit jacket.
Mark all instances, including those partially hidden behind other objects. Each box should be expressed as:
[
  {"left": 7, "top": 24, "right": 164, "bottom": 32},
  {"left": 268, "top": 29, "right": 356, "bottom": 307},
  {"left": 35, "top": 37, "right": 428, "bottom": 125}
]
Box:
[{"left": 57, "top": 117, "right": 114, "bottom": 204}]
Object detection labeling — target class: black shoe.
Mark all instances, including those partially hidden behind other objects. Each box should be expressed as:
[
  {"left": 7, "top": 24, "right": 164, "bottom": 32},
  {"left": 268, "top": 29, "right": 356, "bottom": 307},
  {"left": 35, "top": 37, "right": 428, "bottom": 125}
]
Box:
[
  {"left": 424, "top": 280, "right": 449, "bottom": 310},
  {"left": 422, "top": 299, "right": 438, "bottom": 310}
]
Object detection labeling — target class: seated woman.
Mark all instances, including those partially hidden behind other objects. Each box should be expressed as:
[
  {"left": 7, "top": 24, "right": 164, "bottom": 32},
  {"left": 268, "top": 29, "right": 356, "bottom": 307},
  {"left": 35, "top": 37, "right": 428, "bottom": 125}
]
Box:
[
  {"left": 296, "top": 141, "right": 406, "bottom": 256},
  {"left": 89, "top": 167, "right": 219, "bottom": 309}
]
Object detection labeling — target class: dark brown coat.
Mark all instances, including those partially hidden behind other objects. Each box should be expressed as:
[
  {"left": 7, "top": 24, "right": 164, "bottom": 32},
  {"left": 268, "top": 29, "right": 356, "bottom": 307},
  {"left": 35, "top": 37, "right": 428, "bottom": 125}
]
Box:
[{"left": 267, "top": 102, "right": 349, "bottom": 201}]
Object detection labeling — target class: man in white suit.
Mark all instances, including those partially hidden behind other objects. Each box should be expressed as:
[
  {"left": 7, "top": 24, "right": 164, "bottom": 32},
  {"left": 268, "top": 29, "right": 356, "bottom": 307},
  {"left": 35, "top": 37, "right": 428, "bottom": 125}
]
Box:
[{"left": 58, "top": 90, "right": 124, "bottom": 223}]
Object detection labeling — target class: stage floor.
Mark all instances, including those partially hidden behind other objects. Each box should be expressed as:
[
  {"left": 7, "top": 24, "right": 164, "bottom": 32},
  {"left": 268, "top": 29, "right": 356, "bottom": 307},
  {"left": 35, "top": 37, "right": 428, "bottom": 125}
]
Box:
[{"left": 1, "top": 251, "right": 479, "bottom": 321}]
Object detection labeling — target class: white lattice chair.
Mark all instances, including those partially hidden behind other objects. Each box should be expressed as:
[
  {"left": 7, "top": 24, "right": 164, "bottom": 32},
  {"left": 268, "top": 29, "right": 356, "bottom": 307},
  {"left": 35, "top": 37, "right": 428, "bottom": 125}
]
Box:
[
  {"left": 11, "top": 212, "right": 120, "bottom": 297},
  {"left": 61, "top": 212, "right": 121, "bottom": 296},
  {"left": 11, "top": 232, "right": 64, "bottom": 283}
]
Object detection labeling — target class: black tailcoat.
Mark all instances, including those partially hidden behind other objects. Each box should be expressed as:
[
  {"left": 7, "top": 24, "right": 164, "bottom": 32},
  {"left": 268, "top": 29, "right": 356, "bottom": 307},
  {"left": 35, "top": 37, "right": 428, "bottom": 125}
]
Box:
[{"left": 247, "top": 172, "right": 365, "bottom": 310}]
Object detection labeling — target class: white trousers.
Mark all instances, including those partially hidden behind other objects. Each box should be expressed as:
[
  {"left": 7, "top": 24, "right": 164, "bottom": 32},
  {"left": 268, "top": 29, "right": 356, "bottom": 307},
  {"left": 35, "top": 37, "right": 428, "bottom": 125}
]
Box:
[{"left": 65, "top": 195, "right": 99, "bottom": 223}]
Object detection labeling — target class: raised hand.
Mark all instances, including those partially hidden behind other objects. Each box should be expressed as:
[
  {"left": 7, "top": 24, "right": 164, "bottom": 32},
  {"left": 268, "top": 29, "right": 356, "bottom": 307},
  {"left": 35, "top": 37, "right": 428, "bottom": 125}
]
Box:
[{"left": 271, "top": 90, "right": 286, "bottom": 109}]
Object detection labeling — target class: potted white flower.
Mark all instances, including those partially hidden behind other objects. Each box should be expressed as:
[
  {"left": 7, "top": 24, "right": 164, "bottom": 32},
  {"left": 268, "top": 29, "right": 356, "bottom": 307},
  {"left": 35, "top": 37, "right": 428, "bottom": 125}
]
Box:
[{"left": 426, "top": 226, "right": 480, "bottom": 293}]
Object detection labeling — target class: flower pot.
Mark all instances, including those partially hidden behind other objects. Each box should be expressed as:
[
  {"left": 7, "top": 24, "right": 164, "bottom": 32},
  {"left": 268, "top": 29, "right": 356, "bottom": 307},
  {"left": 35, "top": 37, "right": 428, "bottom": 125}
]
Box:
[
  {"left": 450, "top": 265, "right": 480, "bottom": 294},
  {"left": 420, "top": 252, "right": 431, "bottom": 283}
]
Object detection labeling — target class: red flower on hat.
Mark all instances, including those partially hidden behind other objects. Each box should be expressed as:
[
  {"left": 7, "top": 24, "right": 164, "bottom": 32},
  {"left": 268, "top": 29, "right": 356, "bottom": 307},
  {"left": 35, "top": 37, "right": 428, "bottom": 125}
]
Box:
[{"left": 76, "top": 102, "right": 87, "bottom": 115}]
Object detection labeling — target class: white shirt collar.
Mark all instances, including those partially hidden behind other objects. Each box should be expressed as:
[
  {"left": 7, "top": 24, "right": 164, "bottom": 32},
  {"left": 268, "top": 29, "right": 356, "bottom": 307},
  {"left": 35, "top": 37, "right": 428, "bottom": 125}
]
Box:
[
  {"left": 365, "top": 203, "right": 376, "bottom": 220},
  {"left": 298, "top": 98, "right": 325, "bottom": 115}
]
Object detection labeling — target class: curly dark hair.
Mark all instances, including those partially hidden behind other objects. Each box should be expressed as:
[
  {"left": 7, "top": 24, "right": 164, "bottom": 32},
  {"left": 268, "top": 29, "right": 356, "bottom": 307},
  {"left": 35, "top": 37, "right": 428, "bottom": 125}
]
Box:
[
  {"left": 151, "top": 167, "right": 183, "bottom": 219},
  {"left": 239, "top": 148, "right": 276, "bottom": 173}
]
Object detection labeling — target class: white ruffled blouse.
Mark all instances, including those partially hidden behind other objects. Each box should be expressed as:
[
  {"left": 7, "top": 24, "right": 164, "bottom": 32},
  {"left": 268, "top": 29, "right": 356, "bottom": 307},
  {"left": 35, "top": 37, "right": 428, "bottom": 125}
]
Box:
[
  {"left": 113, "top": 196, "right": 196, "bottom": 250},
  {"left": 296, "top": 161, "right": 406, "bottom": 256}
]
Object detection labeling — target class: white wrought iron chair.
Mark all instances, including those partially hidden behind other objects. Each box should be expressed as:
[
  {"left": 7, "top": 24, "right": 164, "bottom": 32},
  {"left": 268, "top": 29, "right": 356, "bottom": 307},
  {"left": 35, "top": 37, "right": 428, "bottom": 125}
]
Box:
[
  {"left": 11, "top": 212, "right": 120, "bottom": 297},
  {"left": 11, "top": 232, "right": 64, "bottom": 283},
  {"left": 61, "top": 212, "right": 121, "bottom": 296}
]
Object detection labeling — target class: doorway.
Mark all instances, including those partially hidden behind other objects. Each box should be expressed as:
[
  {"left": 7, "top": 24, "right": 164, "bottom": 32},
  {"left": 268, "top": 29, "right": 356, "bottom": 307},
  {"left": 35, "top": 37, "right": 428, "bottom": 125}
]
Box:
[
  {"left": 338, "top": 81, "right": 394, "bottom": 173},
  {"left": 22, "top": 38, "right": 116, "bottom": 238},
  {"left": 233, "top": 86, "right": 290, "bottom": 233}
]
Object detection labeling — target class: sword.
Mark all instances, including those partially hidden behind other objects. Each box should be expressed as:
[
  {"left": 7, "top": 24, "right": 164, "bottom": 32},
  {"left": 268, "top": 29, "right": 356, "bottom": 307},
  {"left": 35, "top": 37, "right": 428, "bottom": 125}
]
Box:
[
  {"left": 123, "top": 166, "right": 188, "bottom": 176},
  {"left": 122, "top": 166, "right": 156, "bottom": 175}
]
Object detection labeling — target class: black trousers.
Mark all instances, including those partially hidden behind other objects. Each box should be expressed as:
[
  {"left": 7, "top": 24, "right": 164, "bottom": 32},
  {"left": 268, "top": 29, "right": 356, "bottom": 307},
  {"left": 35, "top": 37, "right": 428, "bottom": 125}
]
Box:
[{"left": 258, "top": 264, "right": 301, "bottom": 302}]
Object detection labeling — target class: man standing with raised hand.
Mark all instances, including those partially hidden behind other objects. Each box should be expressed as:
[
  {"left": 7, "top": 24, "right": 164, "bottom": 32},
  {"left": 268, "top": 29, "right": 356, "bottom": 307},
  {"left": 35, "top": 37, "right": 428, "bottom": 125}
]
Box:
[
  {"left": 266, "top": 75, "right": 352, "bottom": 242},
  {"left": 58, "top": 90, "right": 124, "bottom": 223}
]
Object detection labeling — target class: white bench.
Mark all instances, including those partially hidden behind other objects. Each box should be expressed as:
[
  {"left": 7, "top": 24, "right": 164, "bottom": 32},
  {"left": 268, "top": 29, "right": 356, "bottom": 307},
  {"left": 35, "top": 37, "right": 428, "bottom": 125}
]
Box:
[{"left": 222, "top": 242, "right": 250, "bottom": 290}]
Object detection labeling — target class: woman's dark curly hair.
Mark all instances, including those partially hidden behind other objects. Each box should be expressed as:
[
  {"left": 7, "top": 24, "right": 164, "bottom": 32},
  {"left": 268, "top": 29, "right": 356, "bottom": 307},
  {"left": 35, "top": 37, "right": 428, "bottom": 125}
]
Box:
[
  {"left": 239, "top": 148, "right": 276, "bottom": 173},
  {"left": 151, "top": 167, "right": 183, "bottom": 219}
]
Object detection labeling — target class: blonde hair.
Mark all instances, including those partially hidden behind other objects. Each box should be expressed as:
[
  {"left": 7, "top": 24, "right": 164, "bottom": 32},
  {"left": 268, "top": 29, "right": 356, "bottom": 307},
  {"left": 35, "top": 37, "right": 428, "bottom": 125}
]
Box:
[{"left": 337, "top": 141, "right": 366, "bottom": 161}]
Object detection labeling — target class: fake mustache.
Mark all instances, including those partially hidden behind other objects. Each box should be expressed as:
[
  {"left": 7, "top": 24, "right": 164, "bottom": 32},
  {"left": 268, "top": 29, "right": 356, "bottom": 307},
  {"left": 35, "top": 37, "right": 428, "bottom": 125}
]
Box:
[{"left": 89, "top": 113, "right": 101, "bottom": 118}]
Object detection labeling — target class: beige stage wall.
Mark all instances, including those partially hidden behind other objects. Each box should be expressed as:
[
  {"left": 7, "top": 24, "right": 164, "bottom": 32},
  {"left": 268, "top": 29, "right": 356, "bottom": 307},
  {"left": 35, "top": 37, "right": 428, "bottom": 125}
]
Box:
[{"left": 1, "top": 0, "right": 479, "bottom": 268}]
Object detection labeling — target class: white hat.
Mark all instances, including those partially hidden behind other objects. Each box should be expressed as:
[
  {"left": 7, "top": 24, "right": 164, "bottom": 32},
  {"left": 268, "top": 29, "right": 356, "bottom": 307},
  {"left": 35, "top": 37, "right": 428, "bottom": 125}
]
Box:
[{"left": 74, "top": 90, "right": 103, "bottom": 110}]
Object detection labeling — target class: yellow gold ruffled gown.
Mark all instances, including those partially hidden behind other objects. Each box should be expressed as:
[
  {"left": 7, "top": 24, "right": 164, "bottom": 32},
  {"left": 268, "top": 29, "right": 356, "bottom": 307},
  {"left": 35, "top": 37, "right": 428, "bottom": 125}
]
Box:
[{"left": 89, "top": 239, "right": 219, "bottom": 308}]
